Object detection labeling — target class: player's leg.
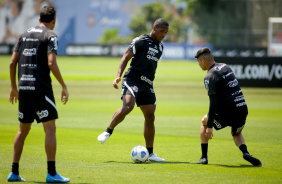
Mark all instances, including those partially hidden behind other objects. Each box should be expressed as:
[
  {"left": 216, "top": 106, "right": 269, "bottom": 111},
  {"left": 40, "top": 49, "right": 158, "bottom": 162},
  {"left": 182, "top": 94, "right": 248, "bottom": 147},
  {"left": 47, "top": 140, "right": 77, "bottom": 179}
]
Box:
[
  {"left": 97, "top": 94, "right": 135, "bottom": 143},
  {"left": 8, "top": 122, "right": 31, "bottom": 182},
  {"left": 43, "top": 120, "right": 70, "bottom": 183},
  {"left": 232, "top": 130, "right": 262, "bottom": 166},
  {"left": 43, "top": 120, "right": 56, "bottom": 162},
  {"left": 140, "top": 104, "right": 155, "bottom": 148},
  {"left": 109, "top": 94, "right": 135, "bottom": 129},
  {"left": 140, "top": 104, "right": 164, "bottom": 162},
  {"left": 197, "top": 114, "right": 209, "bottom": 164}
]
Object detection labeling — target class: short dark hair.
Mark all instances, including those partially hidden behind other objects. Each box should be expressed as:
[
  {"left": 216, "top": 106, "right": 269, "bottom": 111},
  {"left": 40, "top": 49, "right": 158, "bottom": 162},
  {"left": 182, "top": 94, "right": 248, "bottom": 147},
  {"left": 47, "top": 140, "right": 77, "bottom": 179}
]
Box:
[
  {"left": 194, "top": 47, "right": 212, "bottom": 58},
  {"left": 40, "top": 6, "right": 56, "bottom": 23},
  {"left": 154, "top": 18, "right": 169, "bottom": 27}
]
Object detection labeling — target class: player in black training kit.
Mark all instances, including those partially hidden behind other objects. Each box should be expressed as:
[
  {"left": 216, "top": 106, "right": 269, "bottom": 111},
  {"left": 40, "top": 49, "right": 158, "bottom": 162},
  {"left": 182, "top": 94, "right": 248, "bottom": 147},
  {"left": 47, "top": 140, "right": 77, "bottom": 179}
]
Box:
[
  {"left": 8, "top": 6, "right": 70, "bottom": 182},
  {"left": 194, "top": 48, "right": 262, "bottom": 166},
  {"left": 97, "top": 18, "right": 169, "bottom": 162}
]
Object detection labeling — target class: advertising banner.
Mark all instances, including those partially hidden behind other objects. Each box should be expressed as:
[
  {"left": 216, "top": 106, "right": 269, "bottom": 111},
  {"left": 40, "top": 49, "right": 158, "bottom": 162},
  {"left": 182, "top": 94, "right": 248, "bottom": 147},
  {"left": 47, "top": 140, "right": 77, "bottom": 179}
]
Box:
[{"left": 215, "top": 57, "right": 282, "bottom": 87}]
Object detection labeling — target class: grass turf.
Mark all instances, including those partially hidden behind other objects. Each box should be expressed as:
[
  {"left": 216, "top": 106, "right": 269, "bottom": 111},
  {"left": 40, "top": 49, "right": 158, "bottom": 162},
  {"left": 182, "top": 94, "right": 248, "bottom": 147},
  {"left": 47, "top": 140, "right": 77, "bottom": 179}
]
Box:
[{"left": 0, "top": 56, "right": 281, "bottom": 183}]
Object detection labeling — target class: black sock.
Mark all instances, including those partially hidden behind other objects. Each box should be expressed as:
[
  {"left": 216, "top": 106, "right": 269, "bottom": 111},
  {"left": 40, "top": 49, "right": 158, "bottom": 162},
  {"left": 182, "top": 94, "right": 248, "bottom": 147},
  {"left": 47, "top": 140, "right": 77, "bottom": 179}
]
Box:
[
  {"left": 12, "top": 163, "right": 19, "bottom": 175},
  {"left": 239, "top": 144, "right": 249, "bottom": 154},
  {"left": 147, "top": 147, "right": 153, "bottom": 155},
  {"left": 47, "top": 161, "right": 56, "bottom": 176},
  {"left": 201, "top": 143, "right": 208, "bottom": 158},
  {"left": 106, "top": 127, "right": 113, "bottom": 135}
]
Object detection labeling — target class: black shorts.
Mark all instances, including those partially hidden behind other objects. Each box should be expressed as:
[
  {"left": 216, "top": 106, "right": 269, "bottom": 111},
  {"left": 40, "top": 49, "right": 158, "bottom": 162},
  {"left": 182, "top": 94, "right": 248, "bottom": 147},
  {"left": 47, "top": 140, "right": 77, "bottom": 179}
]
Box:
[
  {"left": 121, "top": 77, "right": 156, "bottom": 107},
  {"left": 209, "top": 107, "right": 248, "bottom": 135},
  {"left": 18, "top": 92, "right": 58, "bottom": 123}
]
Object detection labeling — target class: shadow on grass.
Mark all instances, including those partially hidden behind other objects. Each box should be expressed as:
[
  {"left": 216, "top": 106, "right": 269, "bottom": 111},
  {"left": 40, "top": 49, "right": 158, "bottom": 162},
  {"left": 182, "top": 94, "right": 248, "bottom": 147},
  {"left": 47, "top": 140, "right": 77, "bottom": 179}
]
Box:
[
  {"left": 105, "top": 160, "right": 191, "bottom": 164},
  {"left": 190, "top": 163, "right": 259, "bottom": 168},
  {"left": 105, "top": 161, "right": 259, "bottom": 167},
  {"left": 29, "top": 182, "right": 90, "bottom": 184}
]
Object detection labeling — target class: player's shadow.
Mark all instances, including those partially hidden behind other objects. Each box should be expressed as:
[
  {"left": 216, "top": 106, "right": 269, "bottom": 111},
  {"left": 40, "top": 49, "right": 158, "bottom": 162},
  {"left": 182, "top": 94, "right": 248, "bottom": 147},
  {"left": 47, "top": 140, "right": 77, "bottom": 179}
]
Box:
[
  {"left": 105, "top": 161, "right": 191, "bottom": 164},
  {"left": 212, "top": 164, "right": 260, "bottom": 168},
  {"left": 190, "top": 163, "right": 258, "bottom": 168},
  {"left": 106, "top": 161, "right": 258, "bottom": 167},
  {"left": 30, "top": 182, "right": 89, "bottom": 184}
]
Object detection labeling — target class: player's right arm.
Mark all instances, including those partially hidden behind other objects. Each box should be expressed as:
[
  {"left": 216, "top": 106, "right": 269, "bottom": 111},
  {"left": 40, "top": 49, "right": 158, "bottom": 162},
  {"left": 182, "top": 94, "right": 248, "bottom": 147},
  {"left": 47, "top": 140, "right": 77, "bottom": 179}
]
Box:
[
  {"left": 113, "top": 49, "right": 134, "bottom": 89},
  {"left": 9, "top": 52, "right": 19, "bottom": 104}
]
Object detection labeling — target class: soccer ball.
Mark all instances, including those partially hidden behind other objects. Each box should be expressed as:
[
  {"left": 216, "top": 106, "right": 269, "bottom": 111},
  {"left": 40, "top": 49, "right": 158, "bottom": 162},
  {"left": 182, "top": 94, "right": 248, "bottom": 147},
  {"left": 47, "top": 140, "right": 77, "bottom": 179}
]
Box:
[{"left": 131, "top": 145, "right": 149, "bottom": 163}]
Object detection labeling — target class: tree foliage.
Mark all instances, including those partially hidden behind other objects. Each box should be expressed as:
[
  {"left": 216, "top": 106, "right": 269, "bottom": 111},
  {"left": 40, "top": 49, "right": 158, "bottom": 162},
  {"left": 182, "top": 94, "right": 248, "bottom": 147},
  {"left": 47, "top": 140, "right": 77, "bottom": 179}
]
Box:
[{"left": 99, "top": 2, "right": 189, "bottom": 44}]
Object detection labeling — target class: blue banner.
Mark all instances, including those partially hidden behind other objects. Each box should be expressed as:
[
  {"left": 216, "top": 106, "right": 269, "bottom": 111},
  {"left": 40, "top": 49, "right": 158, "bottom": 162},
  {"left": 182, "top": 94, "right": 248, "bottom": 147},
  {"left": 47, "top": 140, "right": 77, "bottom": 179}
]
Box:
[{"left": 53, "top": 0, "right": 155, "bottom": 54}]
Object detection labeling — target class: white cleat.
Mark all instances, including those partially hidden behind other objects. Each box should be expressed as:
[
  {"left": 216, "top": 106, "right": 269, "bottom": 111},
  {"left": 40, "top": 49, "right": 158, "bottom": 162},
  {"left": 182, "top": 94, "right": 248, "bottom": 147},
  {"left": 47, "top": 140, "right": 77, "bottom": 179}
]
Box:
[
  {"left": 148, "top": 153, "right": 165, "bottom": 162},
  {"left": 97, "top": 132, "right": 111, "bottom": 143}
]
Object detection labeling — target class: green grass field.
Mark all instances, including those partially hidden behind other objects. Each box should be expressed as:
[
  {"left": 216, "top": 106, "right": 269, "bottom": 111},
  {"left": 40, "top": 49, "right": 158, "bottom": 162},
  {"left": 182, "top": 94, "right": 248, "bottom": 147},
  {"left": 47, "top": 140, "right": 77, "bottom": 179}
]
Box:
[{"left": 0, "top": 55, "right": 281, "bottom": 183}]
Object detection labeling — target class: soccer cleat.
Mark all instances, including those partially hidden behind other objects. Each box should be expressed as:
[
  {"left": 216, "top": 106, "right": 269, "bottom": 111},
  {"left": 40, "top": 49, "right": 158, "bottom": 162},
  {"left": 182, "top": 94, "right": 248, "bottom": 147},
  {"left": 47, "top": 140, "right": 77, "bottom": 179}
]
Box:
[
  {"left": 197, "top": 157, "right": 208, "bottom": 164},
  {"left": 97, "top": 132, "right": 111, "bottom": 144},
  {"left": 148, "top": 153, "right": 165, "bottom": 162},
  {"left": 46, "top": 172, "right": 70, "bottom": 183},
  {"left": 7, "top": 172, "right": 25, "bottom": 182},
  {"left": 243, "top": 153, "right": 262, "bottom": 166}
]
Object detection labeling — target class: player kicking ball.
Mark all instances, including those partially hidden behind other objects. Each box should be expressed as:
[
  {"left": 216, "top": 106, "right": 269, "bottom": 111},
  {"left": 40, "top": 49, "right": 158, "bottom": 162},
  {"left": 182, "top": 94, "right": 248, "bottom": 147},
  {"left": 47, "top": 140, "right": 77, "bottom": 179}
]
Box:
[
  {"left": 194, "top": 48, "right": 262, "bottom": 166},
  {"left": 97, "top": 18, "right": 169, "bottom": 162}
]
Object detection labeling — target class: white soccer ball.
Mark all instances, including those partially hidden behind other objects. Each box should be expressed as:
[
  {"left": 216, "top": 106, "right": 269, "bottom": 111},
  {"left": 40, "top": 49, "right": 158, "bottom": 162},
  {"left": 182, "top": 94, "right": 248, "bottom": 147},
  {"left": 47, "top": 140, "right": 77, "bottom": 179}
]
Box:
[{"left": 131, "top": 145, "right": 149, "bottom": 163}]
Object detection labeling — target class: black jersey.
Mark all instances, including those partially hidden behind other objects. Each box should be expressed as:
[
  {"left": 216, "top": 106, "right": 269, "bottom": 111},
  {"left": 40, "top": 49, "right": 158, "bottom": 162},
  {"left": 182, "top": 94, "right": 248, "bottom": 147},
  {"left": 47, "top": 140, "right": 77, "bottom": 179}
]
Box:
[
  {"left": 204, "top": 63, "right": 247, "bottom": 112},
  {"left": 125, "top": 34, "right": 164, "bottom": 81},
  {"left": 14, "top": 26, "right": 58, "bottom": 93}
]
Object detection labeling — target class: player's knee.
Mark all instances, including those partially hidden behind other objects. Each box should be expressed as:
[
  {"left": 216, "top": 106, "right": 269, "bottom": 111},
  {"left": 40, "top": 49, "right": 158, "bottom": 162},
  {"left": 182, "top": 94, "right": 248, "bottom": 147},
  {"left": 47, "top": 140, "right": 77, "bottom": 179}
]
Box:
[
  {"left": 123, "top": 105, "right": 134, "bottom": 114},
  {"left": 232, "top": 130, "right": 242, "bottom": 136},
  {"left": 145, "top": 113, "right": 155, "bottom": 122}
]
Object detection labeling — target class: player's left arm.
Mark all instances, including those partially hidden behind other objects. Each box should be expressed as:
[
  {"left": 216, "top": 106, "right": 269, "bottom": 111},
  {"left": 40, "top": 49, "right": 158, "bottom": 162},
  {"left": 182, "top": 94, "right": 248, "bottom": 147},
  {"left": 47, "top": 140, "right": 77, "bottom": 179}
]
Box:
[
  {"left": 206, "top": 94, "right": 217, "bottom": 139},
  {"left": 48, "top": 52, "right": 69, "bottom": 104},
  {"left": 9, "top": 52, "right": 19, "bottom": 104}
]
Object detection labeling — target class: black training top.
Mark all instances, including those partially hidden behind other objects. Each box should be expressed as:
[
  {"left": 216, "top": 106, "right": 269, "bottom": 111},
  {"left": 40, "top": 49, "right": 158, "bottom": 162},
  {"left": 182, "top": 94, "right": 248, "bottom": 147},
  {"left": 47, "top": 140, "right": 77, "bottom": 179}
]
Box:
[
  {"left": 14, "top": 26, "right": 58, "bottom": 93},
  {"left": 204, "top": 63, "right": 247, "bottom": 112},
  {"left": 125, "top": 34, "right": 164, "bottom": 81}
]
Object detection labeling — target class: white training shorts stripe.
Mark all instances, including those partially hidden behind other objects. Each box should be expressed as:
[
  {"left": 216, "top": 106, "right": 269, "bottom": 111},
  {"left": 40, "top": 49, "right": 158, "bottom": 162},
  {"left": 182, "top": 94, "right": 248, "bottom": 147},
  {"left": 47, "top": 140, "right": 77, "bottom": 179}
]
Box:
[
  {"left": 124, "top": 81, "right": 135, "bottom": 97},
  {"left": 45, "top": 95, "right": 57, "bottom": 111}
]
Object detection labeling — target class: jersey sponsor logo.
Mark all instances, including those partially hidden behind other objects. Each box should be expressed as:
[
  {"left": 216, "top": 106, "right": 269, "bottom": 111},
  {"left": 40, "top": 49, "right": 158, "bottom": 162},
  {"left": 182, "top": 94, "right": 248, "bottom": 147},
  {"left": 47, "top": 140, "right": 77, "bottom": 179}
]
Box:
[
  {"left": 222, "top": 72, "right": 233, "bottom": 79},
  {"left": 146, "top": 55, "right": 159, "bottom": 62},
  {"left": 204, "top": 80, "right": 209, "bottom": 91},
  {"left": 23, "top": 37, "right": 39, "bottom": 42},
  {"left": 214, "top": 64, "right": 226, "bottom": 71},
  {"left": 27, "top": 27, "right": 43, "bottom": 33},
  {"left": 23, "top": 48, "right": 36, "bottom": 56},
  {"left": 50, "top": 36, "right": 58, "bottom": 51},
  {"left": 227, "top": 79, "right": 239, "bottom": 87},
  {"left": 20, "top": 74, "right": 36, "bottom": 81},
  {"left": 234, "top": 95, "right": 245, "bottom": 102},
  {"left": 236, "top": 102, "right": 247, "bottom": 107},
  {"left": 213, "top": 119, "right": 222, "bottom": 128},
  {"left": 21, "top": 63, "right": 37, "bottom": 69},
  {"left": 18, "top": 112, "right": 23, "bottom": 119},
  {"left": 19, "top": 86, "right": 35, "bottom": 90},
  {"left": 231, "top": 90, "right": 242, "bottom": 96},
  {"left": 36, "top": 110, "right": 49, "bottom": 119},
  {"left": 147, "top": 47, "right": 159, "bottom": 60},
  {"left": 149, "top": 47, "right": 159, "bottom": 53},
  {"left": 141, "top": 75, "right": 153, "bottom": 85},
  {"left": 147, "top": 50, "right": 156, "bottom": 56},
  {"left": 150, "top": 88, "right": 155, "bottom": 94}
]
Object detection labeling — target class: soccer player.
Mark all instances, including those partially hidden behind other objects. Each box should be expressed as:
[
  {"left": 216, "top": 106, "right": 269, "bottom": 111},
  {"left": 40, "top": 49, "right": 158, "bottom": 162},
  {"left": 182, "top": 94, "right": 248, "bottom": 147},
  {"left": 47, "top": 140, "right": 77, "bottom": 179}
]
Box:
[
  {"left": 97, "top": 18, "right": 169, "bottom": 162},
  {"left": 8, "top": 6, "right": 70, "bottom": 182},
  {"left": 194, "top": 48, "right": 262, "bottom": 166}
]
